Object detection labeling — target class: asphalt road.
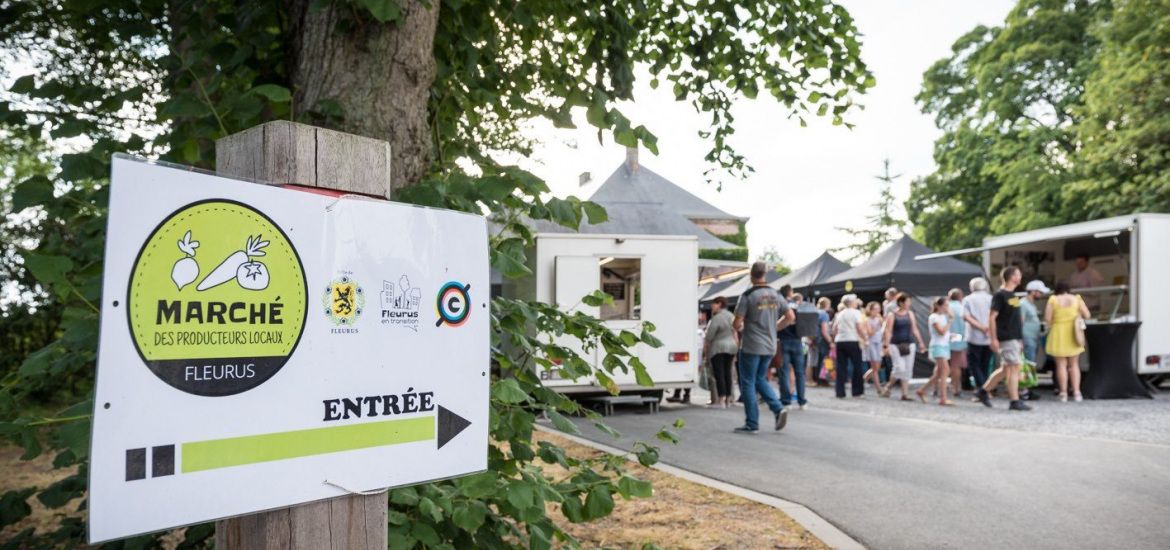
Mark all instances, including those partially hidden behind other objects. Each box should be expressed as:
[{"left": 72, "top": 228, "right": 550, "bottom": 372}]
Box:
[{"left": 566, "top": 395, "right": 1170, "bottom": 549}]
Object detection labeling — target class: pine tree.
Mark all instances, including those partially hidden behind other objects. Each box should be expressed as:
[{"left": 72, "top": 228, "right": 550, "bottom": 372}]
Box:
[{"left": 833, "top": 158, "right": 908, "bottom": 262}]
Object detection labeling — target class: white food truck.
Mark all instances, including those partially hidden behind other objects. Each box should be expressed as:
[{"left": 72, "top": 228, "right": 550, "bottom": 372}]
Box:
[
  {"left": 921, "top": 213, "right": 1170, "bottom": 381},
  {"left": 502, "top": 232, "right": 699, "bottom": 397}
]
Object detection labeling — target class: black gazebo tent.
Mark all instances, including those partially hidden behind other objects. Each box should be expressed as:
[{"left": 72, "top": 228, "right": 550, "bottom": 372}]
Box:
[
  {"left": 812, "top": 235, "right": 983, "bottom": 299},
  {"left": 811, "top": 236, "right": 985, "bottom": 378},
  {"left": 773, "top": 251, "right": 851, "bottom": 296}
]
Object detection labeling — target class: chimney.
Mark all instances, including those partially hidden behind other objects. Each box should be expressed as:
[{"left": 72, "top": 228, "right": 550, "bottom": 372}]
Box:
[
  {"left": 578, "top": 171, "right": 592, "bottom": 186},
  {"left": 625, "top": 146, "right": 639, "bottom": 173}
]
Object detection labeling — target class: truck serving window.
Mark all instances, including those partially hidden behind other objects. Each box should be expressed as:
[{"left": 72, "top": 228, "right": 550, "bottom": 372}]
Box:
[{"left": 599, "top": 257, "right": 641, "bottom": 321}]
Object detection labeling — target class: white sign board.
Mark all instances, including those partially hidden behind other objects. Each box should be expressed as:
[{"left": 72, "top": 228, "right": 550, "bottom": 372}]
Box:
[{"left": 88, "top": 157, "right": 489, "bottom": 543}]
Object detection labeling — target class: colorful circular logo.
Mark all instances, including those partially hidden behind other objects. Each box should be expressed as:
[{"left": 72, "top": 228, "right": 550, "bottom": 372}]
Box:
[
  {"left": 126, "top": 199, "right": 308, "bottom": 396},
  {"left": 844, "top": 280, "right": 854, "bottom": 292},
  {"left": 435, "top": 281, "right": 471, "bottom": 327}
]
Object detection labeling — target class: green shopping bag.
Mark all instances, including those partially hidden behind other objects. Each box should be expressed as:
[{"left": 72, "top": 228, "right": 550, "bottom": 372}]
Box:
[{"left": 1019, "top": 359, "right": 1039, "bottom": 389}]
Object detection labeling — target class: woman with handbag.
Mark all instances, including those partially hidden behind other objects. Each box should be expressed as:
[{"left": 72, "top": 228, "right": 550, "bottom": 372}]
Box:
[
  {"left": 1045, "top": 281, "right": 1092, "bottom": 402},
  {"left": 704, "top": 297, "right": 739, "bottom": 408},
  {"left": 882, "top": 293, "right": 926, "bottom": 401}
]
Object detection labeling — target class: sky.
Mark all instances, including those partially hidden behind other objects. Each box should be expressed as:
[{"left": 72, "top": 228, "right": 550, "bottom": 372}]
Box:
[{"left": 513, "top": 0, "right": 1018, "bottom": 268}]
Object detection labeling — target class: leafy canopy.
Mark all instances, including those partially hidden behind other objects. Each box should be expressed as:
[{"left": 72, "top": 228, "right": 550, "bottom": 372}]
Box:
[
  {"left": 909, "top": 0, "right": 1105, "bottom": 251},
  {"left": 908, "top": 0, "right": 1170, "bottom": 252}
]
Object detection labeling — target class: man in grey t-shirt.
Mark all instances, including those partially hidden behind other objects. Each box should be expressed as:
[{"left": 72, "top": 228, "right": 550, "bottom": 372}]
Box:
[{"left": 732, "top": 262, "right": 795, "bottom": 433}]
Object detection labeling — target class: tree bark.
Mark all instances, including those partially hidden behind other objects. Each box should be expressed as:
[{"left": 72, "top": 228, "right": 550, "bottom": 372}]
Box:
[{"left": 287, "top": 0, "right": 438, "bottom": 194}]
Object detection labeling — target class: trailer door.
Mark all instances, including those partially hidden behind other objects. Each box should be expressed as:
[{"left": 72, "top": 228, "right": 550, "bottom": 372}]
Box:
[
  {"left": 544, "top": 256, "right": 600, "bottom": 388},
  {"left": 555, "top": 256, "right": 599, "bottom": 315}
]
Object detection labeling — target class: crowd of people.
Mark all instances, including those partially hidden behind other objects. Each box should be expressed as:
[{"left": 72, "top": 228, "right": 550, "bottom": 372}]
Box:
[{"left": 697, "top": 261, "right": 1096, "bottom": 433}]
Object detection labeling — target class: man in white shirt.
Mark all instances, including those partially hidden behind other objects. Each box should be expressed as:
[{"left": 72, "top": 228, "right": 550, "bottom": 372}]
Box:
[
  {"left": 962, "top": 277, "right": 993, "bottom": 390},
  {"left": 1069, "top": 254, "right": 1104, "bottom": 289},
  {"left": 1069, "top": 254, "right": 1105, "bottom": 312}
]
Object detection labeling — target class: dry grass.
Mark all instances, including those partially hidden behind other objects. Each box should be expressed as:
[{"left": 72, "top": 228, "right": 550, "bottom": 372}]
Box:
[{"left": 535, "top": 430, "right": 826, "bottom": 550}]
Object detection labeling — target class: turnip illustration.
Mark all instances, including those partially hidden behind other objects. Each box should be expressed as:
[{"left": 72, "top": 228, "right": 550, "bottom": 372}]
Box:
[
  {"left": 171, "top": 230, "right": 200, "bottom": 290},
  {"left": 196, "top": 235, "right": 270, "bottom": 291}
]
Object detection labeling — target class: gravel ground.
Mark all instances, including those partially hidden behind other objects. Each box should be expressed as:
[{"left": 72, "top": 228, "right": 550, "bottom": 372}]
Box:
[{"left": 681, "top": 382, "right": 1170, "bottom": 446}]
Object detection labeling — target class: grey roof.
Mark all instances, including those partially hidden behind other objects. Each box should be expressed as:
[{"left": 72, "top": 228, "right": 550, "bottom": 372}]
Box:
[
  {"left": 589, "top": 164, "right": 746, "bottom": 222},
  {"left": 525, "top": 202, "right": 740, "bottom": 250}
]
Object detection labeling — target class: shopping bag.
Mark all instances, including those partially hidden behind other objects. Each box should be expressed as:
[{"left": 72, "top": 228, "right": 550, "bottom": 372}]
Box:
[{"left": 1019, "top": 359, "right": 1039, "bottom": 389}]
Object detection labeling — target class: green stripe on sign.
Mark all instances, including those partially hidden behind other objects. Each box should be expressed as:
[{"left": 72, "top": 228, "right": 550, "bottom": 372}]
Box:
[{"left": 181, "top": 416, "right": 435, "bottom": 473}]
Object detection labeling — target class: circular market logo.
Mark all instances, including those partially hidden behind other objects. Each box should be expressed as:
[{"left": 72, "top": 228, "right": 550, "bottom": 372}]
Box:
[
  {"left": 435, "top": 281, "right": 471, "bottom": 327},
  {"left": 126, "top": 199, "right": 308, "bottom": 396}
]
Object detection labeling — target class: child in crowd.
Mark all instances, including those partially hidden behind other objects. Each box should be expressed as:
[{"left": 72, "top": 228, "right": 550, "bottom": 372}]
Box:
[{"left": 918, "top": 297, "right": 955, "bottom": 406}]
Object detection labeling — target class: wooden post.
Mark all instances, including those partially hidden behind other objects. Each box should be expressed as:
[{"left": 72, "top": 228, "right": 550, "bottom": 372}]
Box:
[{"left": 213, "top": 121, "right": 390, "bottom": 549}]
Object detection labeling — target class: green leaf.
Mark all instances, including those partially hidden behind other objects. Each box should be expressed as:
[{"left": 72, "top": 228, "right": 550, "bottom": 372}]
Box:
[
  {"left": 411, "top": 522, "right": 440, "bottom": 546},
  {"left": 546, "top": 410, "right": 579, "bottom": 434},
  {"left": 389, "top": 486, "right": 418, "bottom": 506},
  {"left": 617, "top": 476, "right": 653, "bottom": 499},
  {"left": 581, "top": 290, "right": 614, "bottom": 307},
  {"left": 586, "top": 94, "right": 608, "bottom": 127},
  {"left": 560, "top": 494, "right": 585, "bottom": 523},
  {"left": 360, "top": 0, "right": 402, "bottom": 23},
  {"left": 505, "top": 480, "right": 535, "bottom": 510},
  {"left": 51, "top": 119, "right": 88, "bottom": 139},
  {"left": 21, "top": 253, "right": 73, "bottom": 288},
  {"left": 546, "top": 197, "right": 580, "bottom": 229},
  {"left": 583, "top": 486, "right": 614, "bottom": 519},
  {"left": 387, "top": 510, "right": 408, "bottom": 525},
  {"left": 53, "top": 419, "right": 91, "bottom": 459},
  {"left": 36, "top": 474, "right": 84, "bottom": 508},
  {"left": 9, "top": 74, "right": 35, "bottom": 94},
  {"left": 418, "top": 496, "right": 443, "bottom": 522},
  {"left": 12, "top": 176, "right": 53, "bottom": 211},
  {"left": 457, "top": 472, "right": 497, "bottom": 498},
  {"left": 249, "top": 84, "right": 292, "bottom": 103},
  {"left": 631, "top": 357, "right": 653, "bottom": 387},
  {"left": 452, "top": 501, "right": 487, "bottom": 532},
  {"left": 492, "top": 378, "right": 528, "bottom": 404},
  {"left": 0, "top": 489, "right": 34, "bottom": 528},
  {"left": 582, "top": 201, "right": 608, "bottom": 224},
  {"left": 492, "top": 238, "right": 532, "bottom": 278},
  {"left": 528, "top": 522, "right": 552, "bottom": 550}
]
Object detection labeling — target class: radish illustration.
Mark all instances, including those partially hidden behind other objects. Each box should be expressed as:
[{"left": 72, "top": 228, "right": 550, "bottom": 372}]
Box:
[
  {"left": 171, "top": 230, "right": 200, "bottom": 290},
  {"left": 196, "top": 235, "right": 270, "bottom": 291}
]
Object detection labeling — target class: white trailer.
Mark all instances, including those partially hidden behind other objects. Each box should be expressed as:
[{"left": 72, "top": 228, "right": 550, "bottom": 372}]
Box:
[
  {"left": 921, "top": 213, "right": 1170, "bottom": 378},
  {"left": 503, "top": 233, "right": 699, "bottom": 396}
]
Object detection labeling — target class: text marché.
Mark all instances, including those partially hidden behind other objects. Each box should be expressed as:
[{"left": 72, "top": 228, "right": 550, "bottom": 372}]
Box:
[{"left": 156, "top": 299, "right": 284, "bottom": 325}]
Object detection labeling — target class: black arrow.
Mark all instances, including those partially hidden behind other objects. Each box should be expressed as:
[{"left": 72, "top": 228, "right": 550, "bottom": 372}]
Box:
[{"left": 437, "top": 405, "right": 471, "bottom": 449}]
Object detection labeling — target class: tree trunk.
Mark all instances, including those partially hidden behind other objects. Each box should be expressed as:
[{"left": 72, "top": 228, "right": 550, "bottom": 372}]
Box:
[{"left": 287, "top": 0, "right": 438, "bottom": 194}]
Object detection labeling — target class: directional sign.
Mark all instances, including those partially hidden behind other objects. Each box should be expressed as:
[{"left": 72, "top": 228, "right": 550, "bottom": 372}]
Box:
[{"left": 88, "top": 157, "right": 489, "bottom": 543}]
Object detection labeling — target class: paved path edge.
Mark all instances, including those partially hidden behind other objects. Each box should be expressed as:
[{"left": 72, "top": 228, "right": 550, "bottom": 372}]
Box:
[{"left": 535, "top": 424, "right": 865, "bottom": 550}]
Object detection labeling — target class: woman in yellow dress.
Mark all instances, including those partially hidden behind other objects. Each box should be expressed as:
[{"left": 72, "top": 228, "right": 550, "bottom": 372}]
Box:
[{"left": 1045, "top": 281, "right": 1092, "bottom": 402}]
